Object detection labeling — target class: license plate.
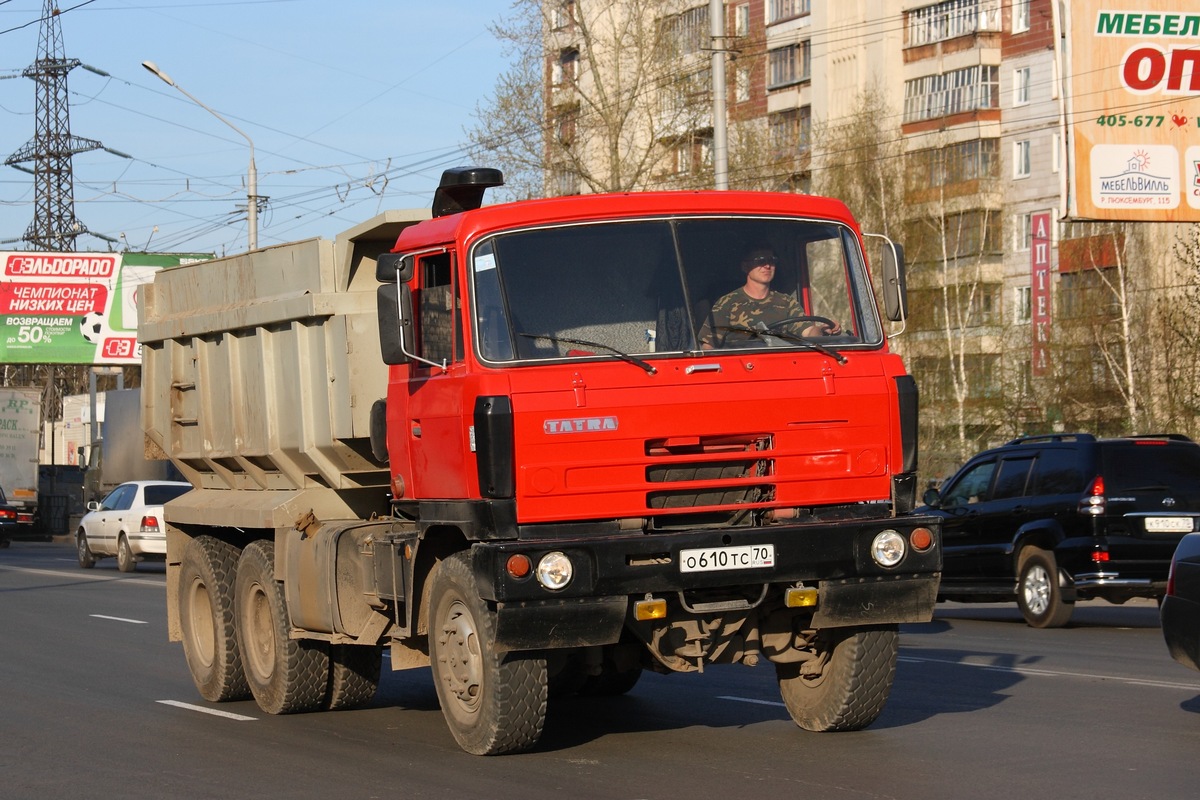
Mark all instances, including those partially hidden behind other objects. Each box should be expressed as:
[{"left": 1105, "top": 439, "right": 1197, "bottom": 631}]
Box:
[
  {"left": 1144, "top": 517, "right": 1194, "bottom": 533},
  {"left": 679, "top": 544, "right": 775, "bottom": 573}
]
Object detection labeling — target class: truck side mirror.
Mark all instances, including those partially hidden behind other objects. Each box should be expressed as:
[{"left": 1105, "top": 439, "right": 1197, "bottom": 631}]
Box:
[
  {"left": 882, "top": 242, "right": 907, "bottom": 323},
  {"left": 375, "top": 252, "right": 414, "bottom": 283},
  {"left": 377, "top": 283, "right": 413, "bottom": 365}
]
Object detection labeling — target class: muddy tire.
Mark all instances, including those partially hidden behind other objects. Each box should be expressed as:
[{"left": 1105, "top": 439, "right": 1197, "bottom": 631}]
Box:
[
  {"left": 76, "top": 531, "right": 95, "bottom": 569},
  {"left": 776, "top": 625, "right": 898, "bottom": 732},
  {"left": 429, "top": 551, "right": 547, "bottom": 755},
  {"left": 325, "top": 644, "right": 383, "bottom": 711},
  {"left": 117, "top": 535, "right": 136, "bottom": 573},
  {"left": 234, "top": 539, "right": 330, "bottom": 715},
  {"left": 1017, "top": 548, "right": 1074, "bottom": 628},
  {"left": 178, "top": 535, "right": 249, "bottom": 702}
]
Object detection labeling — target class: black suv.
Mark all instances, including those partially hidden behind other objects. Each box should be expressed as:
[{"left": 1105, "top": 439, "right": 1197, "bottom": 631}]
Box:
[{"left": 919, "top": 433, "right": 1200, "bottom": 627}]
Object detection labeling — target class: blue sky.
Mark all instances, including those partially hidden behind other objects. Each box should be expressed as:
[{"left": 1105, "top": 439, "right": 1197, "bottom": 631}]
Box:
[{"left": 0, "top": 0, "right": 509, "bottom": 256}]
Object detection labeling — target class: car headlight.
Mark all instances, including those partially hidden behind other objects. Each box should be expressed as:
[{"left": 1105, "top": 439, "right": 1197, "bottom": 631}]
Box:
[
  {"left": 536, "top": 551, "right": 573, "bottom": 590},
  {"left": 871, "top": 530, "right": 906, "bottom": 567}
]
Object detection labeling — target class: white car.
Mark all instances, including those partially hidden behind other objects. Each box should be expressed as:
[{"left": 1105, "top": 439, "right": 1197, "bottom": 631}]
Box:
[{"left": 76, "top": 480, "right": 192, "bottom": 572}]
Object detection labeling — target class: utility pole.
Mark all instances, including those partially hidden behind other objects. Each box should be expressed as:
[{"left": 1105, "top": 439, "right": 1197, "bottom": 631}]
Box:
[{"left": 4, "top": 0, "right": 103, "bottom": 251}]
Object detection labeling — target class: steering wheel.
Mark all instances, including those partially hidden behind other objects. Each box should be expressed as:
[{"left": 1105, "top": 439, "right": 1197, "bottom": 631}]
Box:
[{"left": 765, "top": 315, "right": 837, "bottom": 334}]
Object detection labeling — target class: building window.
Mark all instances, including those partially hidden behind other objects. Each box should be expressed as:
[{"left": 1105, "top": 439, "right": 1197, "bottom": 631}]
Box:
[
  {"left": 903, "top": 65, "right": 1000, "bottom": 123},
  {"left": 662, "top": 5, "right": 709, "bottom": 57},
  {"left": 553, "top": 48, "right": 579, "bottom": 87},
  {"left": 1014, "top": 212, "right": 1032, "bottom": 251},
  {"left": 735, "top": 66, "right": 751, "bottom": 103},
  {"left": 907, "top": 138, "right": 1000, "bottom": 191},
  {"left": 734, "top": 3, "right": 750, "bottom": 36},
  {"left": 768, "top": 0, "right": 811, "bottom": 25},
  {"left": 551, "top": 1, "right": 575, "bottom": 31},
  {"left": 1013, "top": 66, "right": 1031, "bottom": 106},
  {"left": 1012, "top": 0, "right": 1030, "bottom": 34},
  {"left": 768, "top": 106, "right": 811, "bottom": 157},
  {"left": 1052, "top": 132, "right": 1061, "bottom": 173},
  {"left": 906, "top": 0, "right": 1002, "bottom": 47},
  {"left": 551, "top": 164, "right": 580, "bottom": 196},
  {"left": 1013, "top": 140, "right": 1031, "bottom": 179},
  {"left": 768, "top": 42, "right": 811, "bottom": 90},
  {"left": 662, "top": 68, "right": 711, "bottom": 117},
  {"left": 1016, "top": 285, "right": 1032, "bottom": 323}
]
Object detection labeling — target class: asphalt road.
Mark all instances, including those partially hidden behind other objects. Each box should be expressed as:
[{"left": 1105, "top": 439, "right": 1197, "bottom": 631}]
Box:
[{"left": 3, "top": 540, "right": 1198, "bottom": 800}]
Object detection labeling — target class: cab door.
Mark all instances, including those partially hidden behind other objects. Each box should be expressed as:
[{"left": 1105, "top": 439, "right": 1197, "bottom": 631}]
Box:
[{"left": 389, "top": 251, "right": 471, "bottom": 500}]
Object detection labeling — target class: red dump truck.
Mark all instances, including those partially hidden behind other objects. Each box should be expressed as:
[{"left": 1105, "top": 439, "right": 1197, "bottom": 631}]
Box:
[{"left": 141, "top": 168, "right": 941, "bottom": 755}]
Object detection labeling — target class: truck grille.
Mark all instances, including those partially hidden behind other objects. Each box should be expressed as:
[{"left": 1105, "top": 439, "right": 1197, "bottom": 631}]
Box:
[{"left": 644, "top": 434, "right": 774, "bottom": 527}]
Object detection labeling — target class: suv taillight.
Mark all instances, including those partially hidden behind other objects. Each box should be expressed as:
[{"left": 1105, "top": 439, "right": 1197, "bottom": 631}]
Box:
[
  {"left": 1079, "top": 476, "right": 1106, "bottom": 516},
  {"left": 1167, "top": 559, "right": 1177, "bottom": 597}
]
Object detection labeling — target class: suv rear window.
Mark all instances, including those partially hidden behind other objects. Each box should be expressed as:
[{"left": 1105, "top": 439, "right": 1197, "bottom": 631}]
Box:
[
  {"left": 1030, "top": 448, "right": 1086, "bottom": 494},
  {"left": 1100, "top": 443, "right": 1200, "bottom": 492}
]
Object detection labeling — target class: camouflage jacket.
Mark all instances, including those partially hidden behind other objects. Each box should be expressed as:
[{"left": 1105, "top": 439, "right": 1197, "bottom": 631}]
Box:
[{"left": 698, "top": 288, "right": 802, "bottom": 348}]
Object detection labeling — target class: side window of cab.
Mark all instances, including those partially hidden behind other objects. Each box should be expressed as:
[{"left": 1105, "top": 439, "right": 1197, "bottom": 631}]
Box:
[{"left": 416, "top": 252, "right": 463, "bottom": 365}]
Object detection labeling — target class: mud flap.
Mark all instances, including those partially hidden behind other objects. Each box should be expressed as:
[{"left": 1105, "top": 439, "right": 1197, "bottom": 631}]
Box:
[
  {"left": 493, "top": 595, "right": 627, "bottom": 653},
  {"left": 810, "top": 575, "right": 940, "bottom": 628}
]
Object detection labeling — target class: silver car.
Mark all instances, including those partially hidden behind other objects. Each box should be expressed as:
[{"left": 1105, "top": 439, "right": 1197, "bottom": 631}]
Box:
[{"left": 76, "top": 481, "right": 191, "bottom": 572}]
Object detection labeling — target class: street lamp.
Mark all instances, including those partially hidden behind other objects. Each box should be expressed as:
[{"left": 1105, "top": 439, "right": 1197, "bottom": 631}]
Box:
[{"left": 142, "top": 60, "right": 258, "bottom": 251}]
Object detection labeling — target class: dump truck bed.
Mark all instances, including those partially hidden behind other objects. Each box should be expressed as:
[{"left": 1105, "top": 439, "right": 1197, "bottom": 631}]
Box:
[{"left": 137, "top": 210, "right": 426, "bottom": 528}]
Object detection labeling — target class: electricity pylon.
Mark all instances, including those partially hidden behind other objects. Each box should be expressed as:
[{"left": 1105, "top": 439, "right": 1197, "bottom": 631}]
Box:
[{"left": 4, "top": 0, "right": 103, "bottom": 252}]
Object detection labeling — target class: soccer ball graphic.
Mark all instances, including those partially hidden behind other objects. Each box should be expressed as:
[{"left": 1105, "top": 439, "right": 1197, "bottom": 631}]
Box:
[{"left": 79, "top": 311, "right": 106, "bottom": 344}]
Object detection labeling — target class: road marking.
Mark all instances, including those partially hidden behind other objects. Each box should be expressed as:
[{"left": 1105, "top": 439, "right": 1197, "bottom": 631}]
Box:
[
  {"left": 898, "top": 654, "right": 1200, "bottom": 691},
  {"left": 0, "top": 564, "right": 162, "bottom": 587},
  {"left": 90, "top": 614, "right": 148, "bottom": 624},
  {"left": 157, "top": 700, "right": 257, "bottom": 721}
]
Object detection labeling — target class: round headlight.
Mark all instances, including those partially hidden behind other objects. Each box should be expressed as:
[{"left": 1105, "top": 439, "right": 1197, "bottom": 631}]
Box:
[
  {"left": 536, "top": 551, "right": 574, "bottom": 590},
  {"left": 871, "top": 530, "right": 906, "bottom": 567}
]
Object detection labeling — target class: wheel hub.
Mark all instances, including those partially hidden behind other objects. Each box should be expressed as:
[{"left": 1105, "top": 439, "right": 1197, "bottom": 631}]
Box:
[
  {"left": 1024, "top": 565, "right": 1051, "bottom": 615},
  {"left": 439, "top": 599, "right": 483, "bottom": 711}
]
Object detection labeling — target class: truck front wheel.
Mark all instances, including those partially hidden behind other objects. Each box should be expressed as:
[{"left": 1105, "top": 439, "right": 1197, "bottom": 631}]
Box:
[
  {"left": 428, "top": 551, "right": 547, "bottom": 755},
  {"left": 178, "top": 536, "right": 249, "bottom": 702},
  {"left": 234, "top": 539, "right": 330, "bottom": 714},
  {"left": 776, "top": 625, "right": 898, "bottom": 732}
]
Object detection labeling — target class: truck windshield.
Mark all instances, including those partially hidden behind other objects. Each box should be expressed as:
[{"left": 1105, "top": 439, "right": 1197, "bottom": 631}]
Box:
[{"left": 470, "top": 216, "right": 883, "bottom": 363}]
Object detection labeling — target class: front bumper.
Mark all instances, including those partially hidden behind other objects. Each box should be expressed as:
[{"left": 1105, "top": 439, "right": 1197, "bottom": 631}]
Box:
[{"left": 472, "top": 514, "right": 942, "bottom": 651}]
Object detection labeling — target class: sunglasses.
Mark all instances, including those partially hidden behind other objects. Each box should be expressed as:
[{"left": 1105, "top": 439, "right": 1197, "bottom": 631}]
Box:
[{"left": 747, "top": 255, "right": 777, "bottom": 267}]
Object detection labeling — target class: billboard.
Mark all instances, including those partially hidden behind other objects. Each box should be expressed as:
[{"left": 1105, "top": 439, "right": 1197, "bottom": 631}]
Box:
[
  {"left": 1064, "top": 2, "right": 1200, "bottom": 221},
  {"left": 0, "top": 251, "right": 211, "bottom": 365}
]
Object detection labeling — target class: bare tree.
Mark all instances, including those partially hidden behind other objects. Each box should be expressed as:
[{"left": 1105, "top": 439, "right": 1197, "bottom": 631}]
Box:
[
  {"left": 467, "top": 0, "right": 719, "bottom": 197},
  {"left": 1046, "top": 222, "right": 1150, "bottom": 435}
]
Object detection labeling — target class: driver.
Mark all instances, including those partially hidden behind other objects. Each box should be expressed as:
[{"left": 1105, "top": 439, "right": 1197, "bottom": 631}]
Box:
[{"left": 698, "top": 245, "right": 841, "bottom": 349}]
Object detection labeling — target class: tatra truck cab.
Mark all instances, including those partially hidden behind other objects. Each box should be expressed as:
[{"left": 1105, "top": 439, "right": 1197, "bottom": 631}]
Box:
[{"left": 141, "top": 167, "right": 941, "bottom": 755}]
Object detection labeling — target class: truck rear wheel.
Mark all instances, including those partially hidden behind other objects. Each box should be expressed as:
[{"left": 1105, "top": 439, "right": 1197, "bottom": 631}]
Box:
[
  {"left": 234, "top": 540, "right": 330, "bottom": 714},
  {"left": 178, "top": 535, "right": 249, "bottom": 702},
  {"left": 428, "top": 551, "right": 547, "bottom": 755},
  {"left": 325, "top": 644, "right": 383, "bottom": 711},
  {"left": 776, "top": 625, "right": 898, "bottom": 732}
]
